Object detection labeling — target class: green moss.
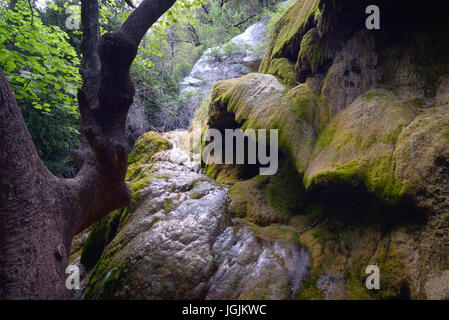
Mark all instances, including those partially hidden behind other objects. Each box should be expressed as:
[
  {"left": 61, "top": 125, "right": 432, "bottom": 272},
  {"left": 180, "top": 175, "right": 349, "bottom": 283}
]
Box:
[
  {"left": 155, "top": 174, "right": 171, "bottom": 180},
  {"left": 126, "top": 132, "right": 171, "bottom": 195},
  {"left": 128, "top": 131, "right": 172, "bottom": 167},
  {"left": 128, "top": 175, "right": 153, "bottom": 194},
  {"left": 296, "top": 28, "right": 331, "bottom": 77},
  {"left": 260, "top": 0, "right": 320, "bottom": 74},
  {"left": 162, "top": 198, "right": 174, "bottom": 214},
  {"left": 205, "top": 163, "right": 245, "bottom": 185},
  {"left": 361, "top": 91, "right": 386, "bottom": 100},
  {"left": 267, "top": 58, "right": 298, "bottom": 86},
  {"left": 373, "top": 247, "right": 410, "bottom": 299},
  {"left": 189, "top": 191, "right": 202, "bottom": 200},
  {"left": 290, "top": 204, "right": 323, "bottom": 233},
  {"left": 296, "top": 279, "right": 324, "bottom": 300},
  {"left": 210, "top": 74, "right": 316, "bottom": 174},
  {"left": 237, "top": 219, "right": 301, "bottom": 244},
  {"left": 229, "top": 179, "right": 286, "bottom": 226},
  {"left": 265, "top": 161, "right": 306, "bottom": 216},
  {"left": 209, "top": 77, "right": 417, "bottom": 206},
  {"left": 80, "top": 209, "right": 123, "bottom": 270},
  {"left": 229, "top": 159, "right": 305, "bottom": 225},
  {"left": 81, "top": 132, "right": 172, "bottom": 272},
  {"left": 306, "top": 91, "right": 418, "bottom": 203},
  {"left": 84, "top": 250, "right": 130, "bottom": 300},
  {"left": 307, "top": 160, "right": 363, "bottom": 188},
  {"left": 311, "top": 228, "right": 327, "bottom": 243},
  {"left": 289, "top": 83, "right": 322, "bottom": 128},
  {"left": 441, "top": 129, "right": 449, "bottom": 140},
  {"left": 316, "top": 123, "right": 337, "bottom": 147},
  {"left": 347, "top": 269, "right": 373, "bottom": 300}
]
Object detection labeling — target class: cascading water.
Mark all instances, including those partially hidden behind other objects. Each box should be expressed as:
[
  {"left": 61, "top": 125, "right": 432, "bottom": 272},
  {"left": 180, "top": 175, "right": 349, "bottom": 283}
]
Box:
[{"left": 74, "top": 21, "right": 310, "bottom": 300}]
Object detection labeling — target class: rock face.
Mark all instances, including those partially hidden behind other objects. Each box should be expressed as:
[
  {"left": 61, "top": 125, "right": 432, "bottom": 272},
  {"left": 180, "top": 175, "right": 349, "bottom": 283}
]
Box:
[
  {"left": 209, "top": 73, "right": 317, "bottom": 173},
  {"left": 180, "top": 22, "right": 268, "bottom": 110},
  {"left": 199, "top": 0, "right": 449, "bottom": 299},
  {"left": 80, "top": 132, "right": 309, "bottom": 300},
  {"left": 72, "top": 0, "right": 449, "bottom": 300}
]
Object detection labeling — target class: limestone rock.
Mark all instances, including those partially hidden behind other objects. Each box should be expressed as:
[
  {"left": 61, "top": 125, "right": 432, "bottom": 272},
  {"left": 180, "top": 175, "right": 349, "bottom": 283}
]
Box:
[{"left": 82, "top": 131, "right": 309, "bottom": 300}]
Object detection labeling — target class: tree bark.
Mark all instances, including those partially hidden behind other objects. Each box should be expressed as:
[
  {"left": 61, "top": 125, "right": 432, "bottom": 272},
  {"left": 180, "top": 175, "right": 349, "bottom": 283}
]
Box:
[{"left": 0, "top": 0, "right": 176, "bottom": 299}]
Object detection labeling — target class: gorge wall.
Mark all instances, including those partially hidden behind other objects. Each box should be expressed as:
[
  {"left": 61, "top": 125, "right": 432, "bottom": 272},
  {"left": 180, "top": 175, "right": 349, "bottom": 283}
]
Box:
[
  {"left": 203, "top": 0, "right": 449, "bottom": 299},
  {"left": 72, "top": 0, "right": 449, "bottom": 300}
]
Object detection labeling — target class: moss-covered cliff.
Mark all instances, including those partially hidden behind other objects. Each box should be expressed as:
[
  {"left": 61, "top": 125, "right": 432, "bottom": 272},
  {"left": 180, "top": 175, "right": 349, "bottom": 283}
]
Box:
[
  {"left": 73, "top": 0, "right": 449, "bottom": 300},
  {"left": 76, "top": 131, "right": 310, "bottom": 300},
  {"left": 200, "top": 0, "right": 449, "bottom": 299}
]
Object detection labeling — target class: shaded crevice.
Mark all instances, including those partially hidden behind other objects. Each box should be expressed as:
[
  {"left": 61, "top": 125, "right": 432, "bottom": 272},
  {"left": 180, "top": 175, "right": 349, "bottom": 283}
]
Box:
[{"left": 305, "top": 181, "right": 428, "bottom": 233}]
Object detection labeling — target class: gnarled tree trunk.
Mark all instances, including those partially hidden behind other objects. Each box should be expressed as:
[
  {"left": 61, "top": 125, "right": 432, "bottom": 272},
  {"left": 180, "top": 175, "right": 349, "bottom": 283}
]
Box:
[{"left": 0, "top": 0, "right": 176, "bottom": 299}]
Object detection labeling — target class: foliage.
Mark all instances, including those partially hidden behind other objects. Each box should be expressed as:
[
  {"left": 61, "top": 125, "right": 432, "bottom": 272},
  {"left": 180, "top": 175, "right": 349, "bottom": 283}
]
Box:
[
  {"left": 1, "top": 0, "right": 285, "bottom": 173},
  {"left": 263, "top": 0, "right": 295, "bottom": 35},
  {"left": 40, "top": 0, "right": 83, "bottom": 53},
  {"left": 206, "top": 41, "right": 250, "bottom": 61},
  {"left": 128, "top": 0, "right": 283, "bottom": 135},
  {"left": 0, "top": 0, "right": 81, "bottom": 176}
]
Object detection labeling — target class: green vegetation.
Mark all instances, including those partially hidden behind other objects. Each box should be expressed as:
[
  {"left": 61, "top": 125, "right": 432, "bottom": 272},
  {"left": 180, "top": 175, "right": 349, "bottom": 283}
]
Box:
[
  {"left": 305, "top": 91, "right": 419, "bottom": 203},
  {"left": 296, "top": 280, "right": 323, "bottom": 300},
  {"left": 1, "top": 0, "right": 282, "bottom": 175},
  {"left": 80, "top": 131, "right": 172, "bottom": 271},
  {"left": 80, "top": 209, "right": 123, "bottom": 270},
  {"left": 0, "top": 0, "right": 81, "bottom": 175},
  {"left": 260, "top": 0, "right": 319, "bottom": 74},
  {"left": 130, "top": 0, "right": 285, "bottom": 132},
  {"left": 267, "top": 58, "right": 297, "bottom": 86},
  {"left": 229, "top": 158, "right": 305, "bottom": 227},
  {"left": 209, "top": 73, "right": 316, "bottom": 173}
]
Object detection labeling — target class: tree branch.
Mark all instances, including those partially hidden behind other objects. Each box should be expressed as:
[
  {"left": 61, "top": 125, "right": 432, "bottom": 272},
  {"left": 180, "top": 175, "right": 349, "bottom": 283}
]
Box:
[
  {"left": 226, "top": 14, "right": 257, "bottom": 30},
  {"left": 0, "top": 0, "right": 177, "bottom": 299},
  {"left": 71, "top": 0, "right": 177, "bottom": 233},
  {"left": 201, "top": 4, "right": 210, "bottom": 15},
  {"left": 121, "top": 0, "right": 177, "bottom": 47}
]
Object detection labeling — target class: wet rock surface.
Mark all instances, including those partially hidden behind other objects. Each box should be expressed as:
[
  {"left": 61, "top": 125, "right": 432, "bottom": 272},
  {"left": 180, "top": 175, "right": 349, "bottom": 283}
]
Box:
[{"left": 81, "top": 131, "right": 308, "bottom": 300}]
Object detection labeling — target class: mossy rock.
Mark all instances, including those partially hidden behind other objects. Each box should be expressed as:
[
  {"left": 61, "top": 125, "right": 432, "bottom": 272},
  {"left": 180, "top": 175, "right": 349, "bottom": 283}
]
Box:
[
  {"left": 210, "top": 73, "right": 316, "bottom": 174},
  {"left": 128, "top": 131, "right": 172, "bottom": 177},
  {"left": 305, "top": 90, "right": 419, "bottom": 203},
  {"left": 80, "top": 209, "right": 123, "bottom": 270},
  {"left": 394, "top": 105, "right": 449, "bottom": 212},
  {"left": 210, "top": 75, "right": 422, "bottom": 204},
  {"left": 260, "top": 0, "right": 319, "bottom": 75},
  {"left": 318, "top": 31, "right": 378, "bottom": 122},
  {"left": 125, "top": 132, "right": 172, "bottom": 213},
  {"left": 83, "top": 241, "right": 131, "bottom": 299},
  {"left": 229, "top": 158, "right": 305, "bottom": 226},
  {"left": 80, "top": 131, "right": 172, "bottom": 271},
  {"left": 267, "top": 58, "right": 298, "bottom": 87},
  {"left": 295, "top": 280, "right": 324, "bottom": 300},
  {"left": 289, "top": 81, "right": 323, "bottom": 129},
  {"left": 197, "top": 0, "right": 449, "bottom": 300},
  {"left": 295, "top": 28, "right": 332, "bottom": 80},
  {"left": 205, "top": 163, "right": 247, "bottom": 185},
  {"left": 207, "top": 73, "right": 449, "bottom": 209},
  {"left": 368, "top": 239, "right": 411, "bottom": 299}
]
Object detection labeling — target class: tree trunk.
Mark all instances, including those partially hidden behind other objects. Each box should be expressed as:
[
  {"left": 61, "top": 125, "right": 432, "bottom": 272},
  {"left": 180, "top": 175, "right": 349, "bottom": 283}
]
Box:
[{"left": 0, "top": 0, "right": 176, "bottom": 299}]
